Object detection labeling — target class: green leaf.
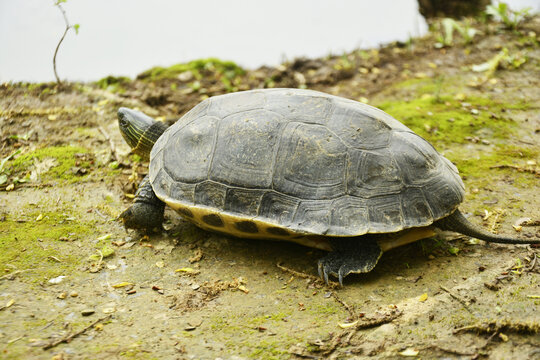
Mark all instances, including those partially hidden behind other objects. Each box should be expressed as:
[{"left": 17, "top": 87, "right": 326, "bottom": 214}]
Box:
[
  {"left": 0, "top": 149, "right": 21, "bottom": 173},
  {"left": 73, "top": 24, "right": 80, "bottom": 34},
  {"left": 0, "top": 174, "right": 7, "bottom": 185},
  {"left": 101, "top": 246, "right": 115, "bottom": 258},
  {"left": 448, "top": 247, "right": 460, "bottom": 256}
]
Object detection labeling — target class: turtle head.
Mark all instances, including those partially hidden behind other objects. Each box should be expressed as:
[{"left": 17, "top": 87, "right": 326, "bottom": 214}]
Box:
[{"left": 117, "top": 107, "right": 168, "bottom": 160}]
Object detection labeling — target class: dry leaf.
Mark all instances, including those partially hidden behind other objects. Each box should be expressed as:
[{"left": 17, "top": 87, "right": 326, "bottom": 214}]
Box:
[
  {"left": 338, "top": 321, "right": 359, "bottom": 329},
  {"left": 419, "top": 293, "right": 428, "bottom": 302},
  {"left": 399, "top": 348, "right": 419, "bottom": 356},
  {"left": 112, "top": 282, "right": 133, "bottom": 288}
]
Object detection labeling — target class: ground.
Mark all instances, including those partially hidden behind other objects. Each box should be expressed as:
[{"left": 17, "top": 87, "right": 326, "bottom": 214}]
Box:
[{"left": 1, "top": 14, "right": 539, "bottom": 360}]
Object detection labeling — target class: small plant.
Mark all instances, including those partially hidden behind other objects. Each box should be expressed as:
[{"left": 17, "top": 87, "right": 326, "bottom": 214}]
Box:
[
  {"left": 472, "top": 47, "right": 528, "bottom": 77},
  {"left": 0, "top": 150, "right": 21, "bottom": 185},
  {"left": 435, "top": 18, "right": 478, "bottom": 48},
  {"left": 486, "top": 1, "right": 531, "bottom": 30},
  {"left": 52, "top": 0, "right": 80, "bottom": 85}
]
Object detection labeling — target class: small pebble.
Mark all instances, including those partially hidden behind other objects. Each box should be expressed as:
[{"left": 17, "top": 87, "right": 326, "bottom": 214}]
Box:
[
  {"left": 57, "top": 292, "right": 67, "bottom": 300},
  {"left": 191, "top": 284, "right": 200, "bottom": 290},
  {"left": 69, "top": 291, "right": 78, "bottom": 297},
  {"left": 81, "top": 309, "right": 95, "bottom": 316}
]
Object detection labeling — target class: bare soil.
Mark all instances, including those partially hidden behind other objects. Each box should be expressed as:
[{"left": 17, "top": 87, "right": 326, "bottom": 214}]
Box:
[{"left": 1, "top": 16, "right": 539, "bottom": 360}]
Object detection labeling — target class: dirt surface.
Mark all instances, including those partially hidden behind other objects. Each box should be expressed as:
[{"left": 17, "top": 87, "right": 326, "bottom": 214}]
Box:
[{"left": 1, "top": 15, "right": 539, "bottom": 360}]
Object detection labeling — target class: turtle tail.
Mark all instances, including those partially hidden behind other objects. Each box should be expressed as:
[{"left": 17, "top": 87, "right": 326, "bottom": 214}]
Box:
[{"left": 434, "top": 210, "right": 540, "bottom": 244}]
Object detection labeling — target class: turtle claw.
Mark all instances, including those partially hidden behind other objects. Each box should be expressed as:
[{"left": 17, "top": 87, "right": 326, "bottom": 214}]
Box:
[{"left": 317, "top": 237, "right": 384, "bottom": 285}]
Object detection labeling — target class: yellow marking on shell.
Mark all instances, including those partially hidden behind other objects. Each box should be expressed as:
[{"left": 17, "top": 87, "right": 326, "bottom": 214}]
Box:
[
  {"left": 376, "top": 227, "right": 437, "bottom": 252},
  {"left": 165, "top": 200, "right": 333, "bottom": 251},
  {"left": 165, "top": 199, "right": 436, "bottom": 253}
]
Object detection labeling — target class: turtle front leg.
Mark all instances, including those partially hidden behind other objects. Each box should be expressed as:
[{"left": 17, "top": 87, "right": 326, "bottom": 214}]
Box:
[
  {"left": 318, "top": 237, "right": 383, "bottom": 286},
  {"left": 119, "top": 175, "right": 165, "bottom": 233}
]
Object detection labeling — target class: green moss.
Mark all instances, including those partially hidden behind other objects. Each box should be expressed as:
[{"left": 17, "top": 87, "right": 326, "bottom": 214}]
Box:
[
  {"left": 0, "top": 210, "right": 93, "bottom": 283},
  {"left": 307, "top": 302, "right": 344, "bottom": 316},
  {"left": 249, "top": 339, "right": 287, "bottom": 359},
  {"left": 9, "top": 145, "right": 91, "bottom": 182},
  {"left": 139, "top": 57, "right": 244, "bottom": 80},
  {"left": 94, "top": 75, "right": 131, "bottom": 93},
  {"left": 248, "top": 311, "right": 292, "bottom": 326},
  {"left": 138, "top": 57, "right": 245, "bottom": 91},
  {"left": 450, "top": 144, "right": 538, "bottom": 187},
  {"left": 376, "top": 95, "right": 523, "bottom": 147},
  {"left": 393, "top": 77, "right": 455, "bottom": 96}
]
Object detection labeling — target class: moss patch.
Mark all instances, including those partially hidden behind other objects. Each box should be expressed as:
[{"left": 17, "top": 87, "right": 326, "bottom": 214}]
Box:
[
  {"left": 139, "top": 57, "right": 244, "bottom": 80},
  {"left": 0, "top": 209, "right": 93, "bottom": 283},
  {"left": 9, "top": 145, "right": 92, "bottom": 182},
  {"left": 376, "top": 95, "right": 523, "bottom": 147},
  {"left": 449, "top": 144, "right": 538, "bottom": 195},
  {"left": 138, "top": 57, "right": 245, "bottom": 92}
]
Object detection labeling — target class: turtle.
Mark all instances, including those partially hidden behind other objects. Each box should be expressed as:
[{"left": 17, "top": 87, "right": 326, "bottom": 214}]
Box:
[{"left": 117, "top": 88, "right": 539, "bottom": 285}]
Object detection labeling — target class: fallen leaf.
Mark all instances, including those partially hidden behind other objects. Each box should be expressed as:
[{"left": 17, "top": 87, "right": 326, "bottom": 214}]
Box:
[
  {"left": 175, "top": 267, "right": 200, "bottom": 275},
  {"left": 97, "top": 234, "right": 112, "bottom": 241},
  {"left": 48, "top": 275, "right": 66, "bottom": 284},
  {"left": 112, "top": 282, "right": 133, "bottom": 288},
  {"left": 399, "top": 348, "right": 419, "bottom": 356},
  {"left": 338, "top": 321, "right": 359, "bottom": 329},
  {"left": 35, "top": 214, "right": 43, "bottom": 221},
  {"left": 419, "top": 293, "right": 428, "bottom": 302},
  {"left": 5, "top": 299, "right": 14, "bottom": 308}
]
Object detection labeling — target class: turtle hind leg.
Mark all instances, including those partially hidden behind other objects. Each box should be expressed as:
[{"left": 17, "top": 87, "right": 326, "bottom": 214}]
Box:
[
  {"left": 119, "top": 175, "right": 165, "bottom": 233},
  {"left": 318, "top": 237, "right": 382, "bottom": 286}
]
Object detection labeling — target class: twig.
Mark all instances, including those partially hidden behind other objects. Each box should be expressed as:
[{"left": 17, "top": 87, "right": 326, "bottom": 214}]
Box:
[
  {"left": 277, "top": 263, "right": 339, "bottom": 288},
  {"left": 42, "top": 314, "right": 111, "bottom": 350},
  {"left": 489, "top": 164, "right": 540, "bottom": 176},
  {"left": 324, "top": 311, "right": 402, "bottom": 355},
  {"left": 354, "top": 310, "right": 402, "bottom": 330},
  {"left": 453, "top": 320, "right": 540, "bottom": 335},
  {"left": 440, "top": 286, "right": 473, "bottom": 313},
  {"left": 421, "top": 344, "right": 476, "bottom": 356},
  {"left": 98, "top": 126, "right": 119, "bottom": 162},
  {"left": 0, "top": 269, "right": 30, "bottom": 281},
  {"left": 332, "top": 291, "right": 356, "bottom": 319},
  {"left": 526, "top": 253, "right": 537, "bottom": 272},
  {"left": 0, "top": 183, "right": 54, "bottom": 191}
]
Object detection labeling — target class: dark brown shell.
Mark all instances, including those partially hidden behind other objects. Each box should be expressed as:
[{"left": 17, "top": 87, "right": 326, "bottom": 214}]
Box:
[{"left": 149, "top": 88, "right": 465, "bottom": 236}]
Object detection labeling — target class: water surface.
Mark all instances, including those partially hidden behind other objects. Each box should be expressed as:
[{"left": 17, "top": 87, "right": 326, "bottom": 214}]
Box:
[{"left": 0, "top": 0, "right": 537, "bottom": 82}]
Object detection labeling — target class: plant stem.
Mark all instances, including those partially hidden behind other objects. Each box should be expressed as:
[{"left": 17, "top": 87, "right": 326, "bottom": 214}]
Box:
[{"left": 53, "top": 3, "right": 71, "bottom": 85}]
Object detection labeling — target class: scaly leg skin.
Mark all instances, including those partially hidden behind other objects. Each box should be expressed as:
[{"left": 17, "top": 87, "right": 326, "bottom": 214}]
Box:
[
  {"left": 119, "top": 175, "right": 165, "bottom": 233},
  {"left": 318, "top": 237, "right": 383, "bottom": 286}
]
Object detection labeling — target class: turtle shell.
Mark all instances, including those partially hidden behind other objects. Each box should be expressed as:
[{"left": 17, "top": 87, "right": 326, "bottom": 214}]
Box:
[{"left": 149, "top": 89, "right": 464, "bottom": 239}]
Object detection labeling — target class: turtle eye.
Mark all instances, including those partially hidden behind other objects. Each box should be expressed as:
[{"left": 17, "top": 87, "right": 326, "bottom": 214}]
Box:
[{"left": 119, "top": 115, "right": 128, "bottom": 128}]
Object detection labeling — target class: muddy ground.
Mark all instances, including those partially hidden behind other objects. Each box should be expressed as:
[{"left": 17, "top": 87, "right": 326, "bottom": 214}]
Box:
[{"left": 1, "top": 14, "right": 539, "bottom": 360}]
